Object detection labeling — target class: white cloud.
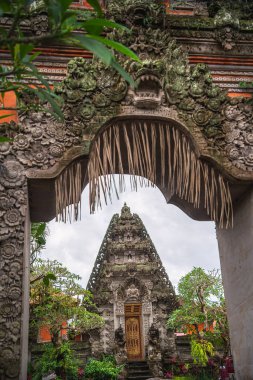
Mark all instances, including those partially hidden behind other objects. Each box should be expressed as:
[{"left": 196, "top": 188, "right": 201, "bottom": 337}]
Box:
[{"left": 43, "top": 179, "right": 220, "bottom": 290}]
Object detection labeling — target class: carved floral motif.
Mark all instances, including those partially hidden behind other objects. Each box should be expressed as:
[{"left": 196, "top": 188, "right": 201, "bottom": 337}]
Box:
[{"left": 223, "top": 101, "right": 253, "bottom": 171}]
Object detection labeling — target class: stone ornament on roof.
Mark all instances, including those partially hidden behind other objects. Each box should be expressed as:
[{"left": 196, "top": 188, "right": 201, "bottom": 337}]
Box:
[{"left": 121, "top": 203, "right": 132, "bottom": 219}]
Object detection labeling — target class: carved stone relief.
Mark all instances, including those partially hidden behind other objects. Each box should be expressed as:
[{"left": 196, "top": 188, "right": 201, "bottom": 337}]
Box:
[
  {"left": 0, "top": 162, "right": 27, "bottom": 378},
  {"left": 53, "top": 27, "right": 253, "bottom": 178},
  {"left": 222, "top": 101, "right": 253, "bottom": 171},
  {"left": 214, "top": 9, "right": 240, "bottom": 50}
]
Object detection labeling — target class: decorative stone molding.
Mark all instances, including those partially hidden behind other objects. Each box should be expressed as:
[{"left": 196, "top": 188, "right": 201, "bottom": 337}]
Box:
[{"left": 214, "top": 9, "right": 240, "bottom": 50}]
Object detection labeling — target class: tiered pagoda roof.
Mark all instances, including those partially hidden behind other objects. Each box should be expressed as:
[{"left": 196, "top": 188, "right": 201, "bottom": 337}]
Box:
[{"left": 87, "top": 203, "right": 175, "bottom": 299}]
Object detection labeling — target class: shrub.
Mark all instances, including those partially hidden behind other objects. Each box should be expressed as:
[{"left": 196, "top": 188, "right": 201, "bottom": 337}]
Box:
[
  {"left": 84, "top": 356, "right": 123, "bottom": 380},
  {"left": 33, "top": 341, "right": 81, "bottom": 380}
]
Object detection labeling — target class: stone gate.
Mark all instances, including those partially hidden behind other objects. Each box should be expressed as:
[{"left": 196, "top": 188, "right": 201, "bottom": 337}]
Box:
[{"left": 1, "top": 1, "right": 253, "bottom": 378}]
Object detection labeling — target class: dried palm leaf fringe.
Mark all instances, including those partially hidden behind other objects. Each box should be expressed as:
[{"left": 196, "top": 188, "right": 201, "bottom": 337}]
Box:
[
  {"left": 55, "top": 161, "right": 82, "bottom": 222},
  {"left": 88, "top": 121, "right": 233, "bottom": 228}
]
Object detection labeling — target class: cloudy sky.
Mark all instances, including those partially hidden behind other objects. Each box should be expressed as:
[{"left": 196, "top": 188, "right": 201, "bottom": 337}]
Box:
[{"left": 43, "top": 178, "right": 220, "bottom": 290}]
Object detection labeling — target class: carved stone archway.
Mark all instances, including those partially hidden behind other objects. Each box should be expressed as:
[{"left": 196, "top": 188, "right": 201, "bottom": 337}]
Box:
[{"left": 1, "top": 1, "right": 253, "bottom": 378}]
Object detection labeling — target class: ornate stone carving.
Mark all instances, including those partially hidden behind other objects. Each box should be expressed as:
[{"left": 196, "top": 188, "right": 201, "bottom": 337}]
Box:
[
  {"left": 207, "top": 0, "right": 253, "bottom": 20},
  {"left": 222, "top": 100, "right": 253, "bottom": 171},
  {"left": 0, "top": 166, "right": 27, "bottom": 377},
  {"left": 107, "top": 0, "right": 164, "bottom": 28},
  {"left": 214, "top": 9, "right": 240, "bottom": 50},
  {"left": 126, "top": 284, "right": 140, "bottom": 301},
  {"left": 42, "top": 16, "right": 253, "bottom": 179},
  {"left": 29, "top": 13, "right": 49, "bottom": 36},
  {"left": 114, "top": 324, "right": 127, "bottom": 364},
  {"left": 148, "top": 324, "right": 163, "bottom": 377}
]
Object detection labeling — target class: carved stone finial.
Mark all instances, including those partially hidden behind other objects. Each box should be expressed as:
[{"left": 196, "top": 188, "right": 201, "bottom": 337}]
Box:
[{"left": 121, "top": 203, "right": 132, "bottom": 218}]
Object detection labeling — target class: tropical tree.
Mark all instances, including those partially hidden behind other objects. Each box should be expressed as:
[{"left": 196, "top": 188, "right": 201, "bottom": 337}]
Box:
[
  {"left": 0, "top": 0, "right": 139, "bottom": 135},
  {"left": 30, "top": 258, "right": 104, "bottom": 344},
  {"left": 30, "top": 258, "right": 104, "bottom": 378},
  {"left": 167, "top": 267, "right": 230, "bottom": 366}
]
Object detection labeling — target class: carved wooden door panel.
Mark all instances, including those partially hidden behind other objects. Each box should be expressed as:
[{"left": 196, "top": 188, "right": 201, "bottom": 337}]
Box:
[{"left": 125, "top": 304, "right": 142, "bottom": 360}]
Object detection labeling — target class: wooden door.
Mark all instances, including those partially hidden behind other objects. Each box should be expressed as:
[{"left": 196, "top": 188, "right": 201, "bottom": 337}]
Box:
[{"left": 125, "top": 304, "right": 142, "bottom": 360}]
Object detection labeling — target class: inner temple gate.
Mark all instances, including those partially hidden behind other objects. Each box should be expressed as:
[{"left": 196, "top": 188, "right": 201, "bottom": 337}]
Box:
[
  {"left": 87, "top": 203, "right": 177, "bottom": 374},
  {"left": 1, "top": 1, "right": 253, "bottom": 379}
]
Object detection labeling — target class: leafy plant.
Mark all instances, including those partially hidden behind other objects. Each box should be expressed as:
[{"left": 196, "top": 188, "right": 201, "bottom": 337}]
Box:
[
  {"left": 30, "top": 222, "right": 48, "bottom": 266},
  {"left": 191, "top": 339, "right": 214, "bottom": 366},
  {"left": 0, "top": 0, "right": 139, "bottom": 124},
  {"left": 84, "top": 356, "right": 123, "bottom": 380},
  {"left": 30, "top": 259, "right": 104, "bottom": 345},
  {"left": 32, "top": 341, "right": 81, "bottom": 380},
  {"left": 167, "top": 267, "right": 230, "bottom": 357}
]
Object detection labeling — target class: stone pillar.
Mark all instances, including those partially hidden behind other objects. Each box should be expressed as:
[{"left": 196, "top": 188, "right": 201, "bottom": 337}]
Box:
[
  {"left": 0, "top": 160, "right": 28, "bottom": 379},
  {"left": 216, "top": 188, "right": 253, "bottom": 380},
  {"left": 20, "top": 207, "right": 30, "bottom": 380}
]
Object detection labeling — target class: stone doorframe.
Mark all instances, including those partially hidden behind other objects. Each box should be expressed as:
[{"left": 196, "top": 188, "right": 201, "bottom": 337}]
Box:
[{"left": 1, "top": 1, "right": 253, "bottom": 378}]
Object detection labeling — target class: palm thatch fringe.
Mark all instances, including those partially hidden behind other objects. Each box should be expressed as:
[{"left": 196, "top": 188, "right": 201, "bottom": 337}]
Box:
[
  {"left": 55, "top": 161, "right": 82, "bottom": 222},
  {"left": 88, "top": 121, "right": 233, "bottom": 228}
]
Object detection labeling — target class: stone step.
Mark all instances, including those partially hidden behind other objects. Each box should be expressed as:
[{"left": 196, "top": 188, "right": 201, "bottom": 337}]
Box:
[
  {"left": 128, "top": 361, "right": 149, "bottom": 365},
  {"left": 127, "top": 360, "right": 152, "bottom": 380},
  {"left": 128, "top": 368, "right": 151, "bottom": 372},
  {"left": 128, "top": 367, "right": 150, "bottom": 372},
  {"left": 128, "top": 372, "right": 151, "bottom": 377}
]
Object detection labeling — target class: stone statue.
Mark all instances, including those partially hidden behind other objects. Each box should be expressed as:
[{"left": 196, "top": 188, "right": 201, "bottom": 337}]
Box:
[
  {"left": 148, "top": 324, "right": 162, "bottom": 377},
  {"left": 148, "top": 323, "right": 160, "bottom": 348},
  {"left": 114, "top": 325, "right": 127, "bottom": 365},
  {"left": 115, "top": 325, "right": 125, "bottom": 348},
  {"left": 126, "top": 284, "right": 140, "bottom": 300}
]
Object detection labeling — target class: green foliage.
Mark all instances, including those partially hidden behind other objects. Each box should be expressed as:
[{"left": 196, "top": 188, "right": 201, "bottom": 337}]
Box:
[
  {"left": 177, "top": 267, "right": 223, "bottom": 305},
  {"left": 32, "top": 341, "right": 80, "bottom": 380},
  {"left": 0, "top": 0, "right": 139, "bottom": 123},
  {"left": 30, "top": 223, "right": 48, "bottom": 266},
  {"left": 30, "top": 258, "right": 104, "bottom": 347},
  {"left": 31, "top": 258, "right": 84, "bottom": 294},
  {"left": 167, "top": 268, "right": 224, "bottom": 331},
  {"left": 167, "top": 267, "right": 230, "bottom": 359},
  {"left": 84, "top": 356, "right": 123, "bottom": 380},
  {"left": 191, "top": 339, "right": 214, "bottom": 366}
]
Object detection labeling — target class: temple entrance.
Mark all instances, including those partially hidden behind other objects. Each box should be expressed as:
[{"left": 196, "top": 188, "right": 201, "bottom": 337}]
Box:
[
  {"left": 1, "top": 11, "right": 253, "bottom": 375},
  {"left": 125, "top": 304, "right": 143, "bottom": 360}
]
